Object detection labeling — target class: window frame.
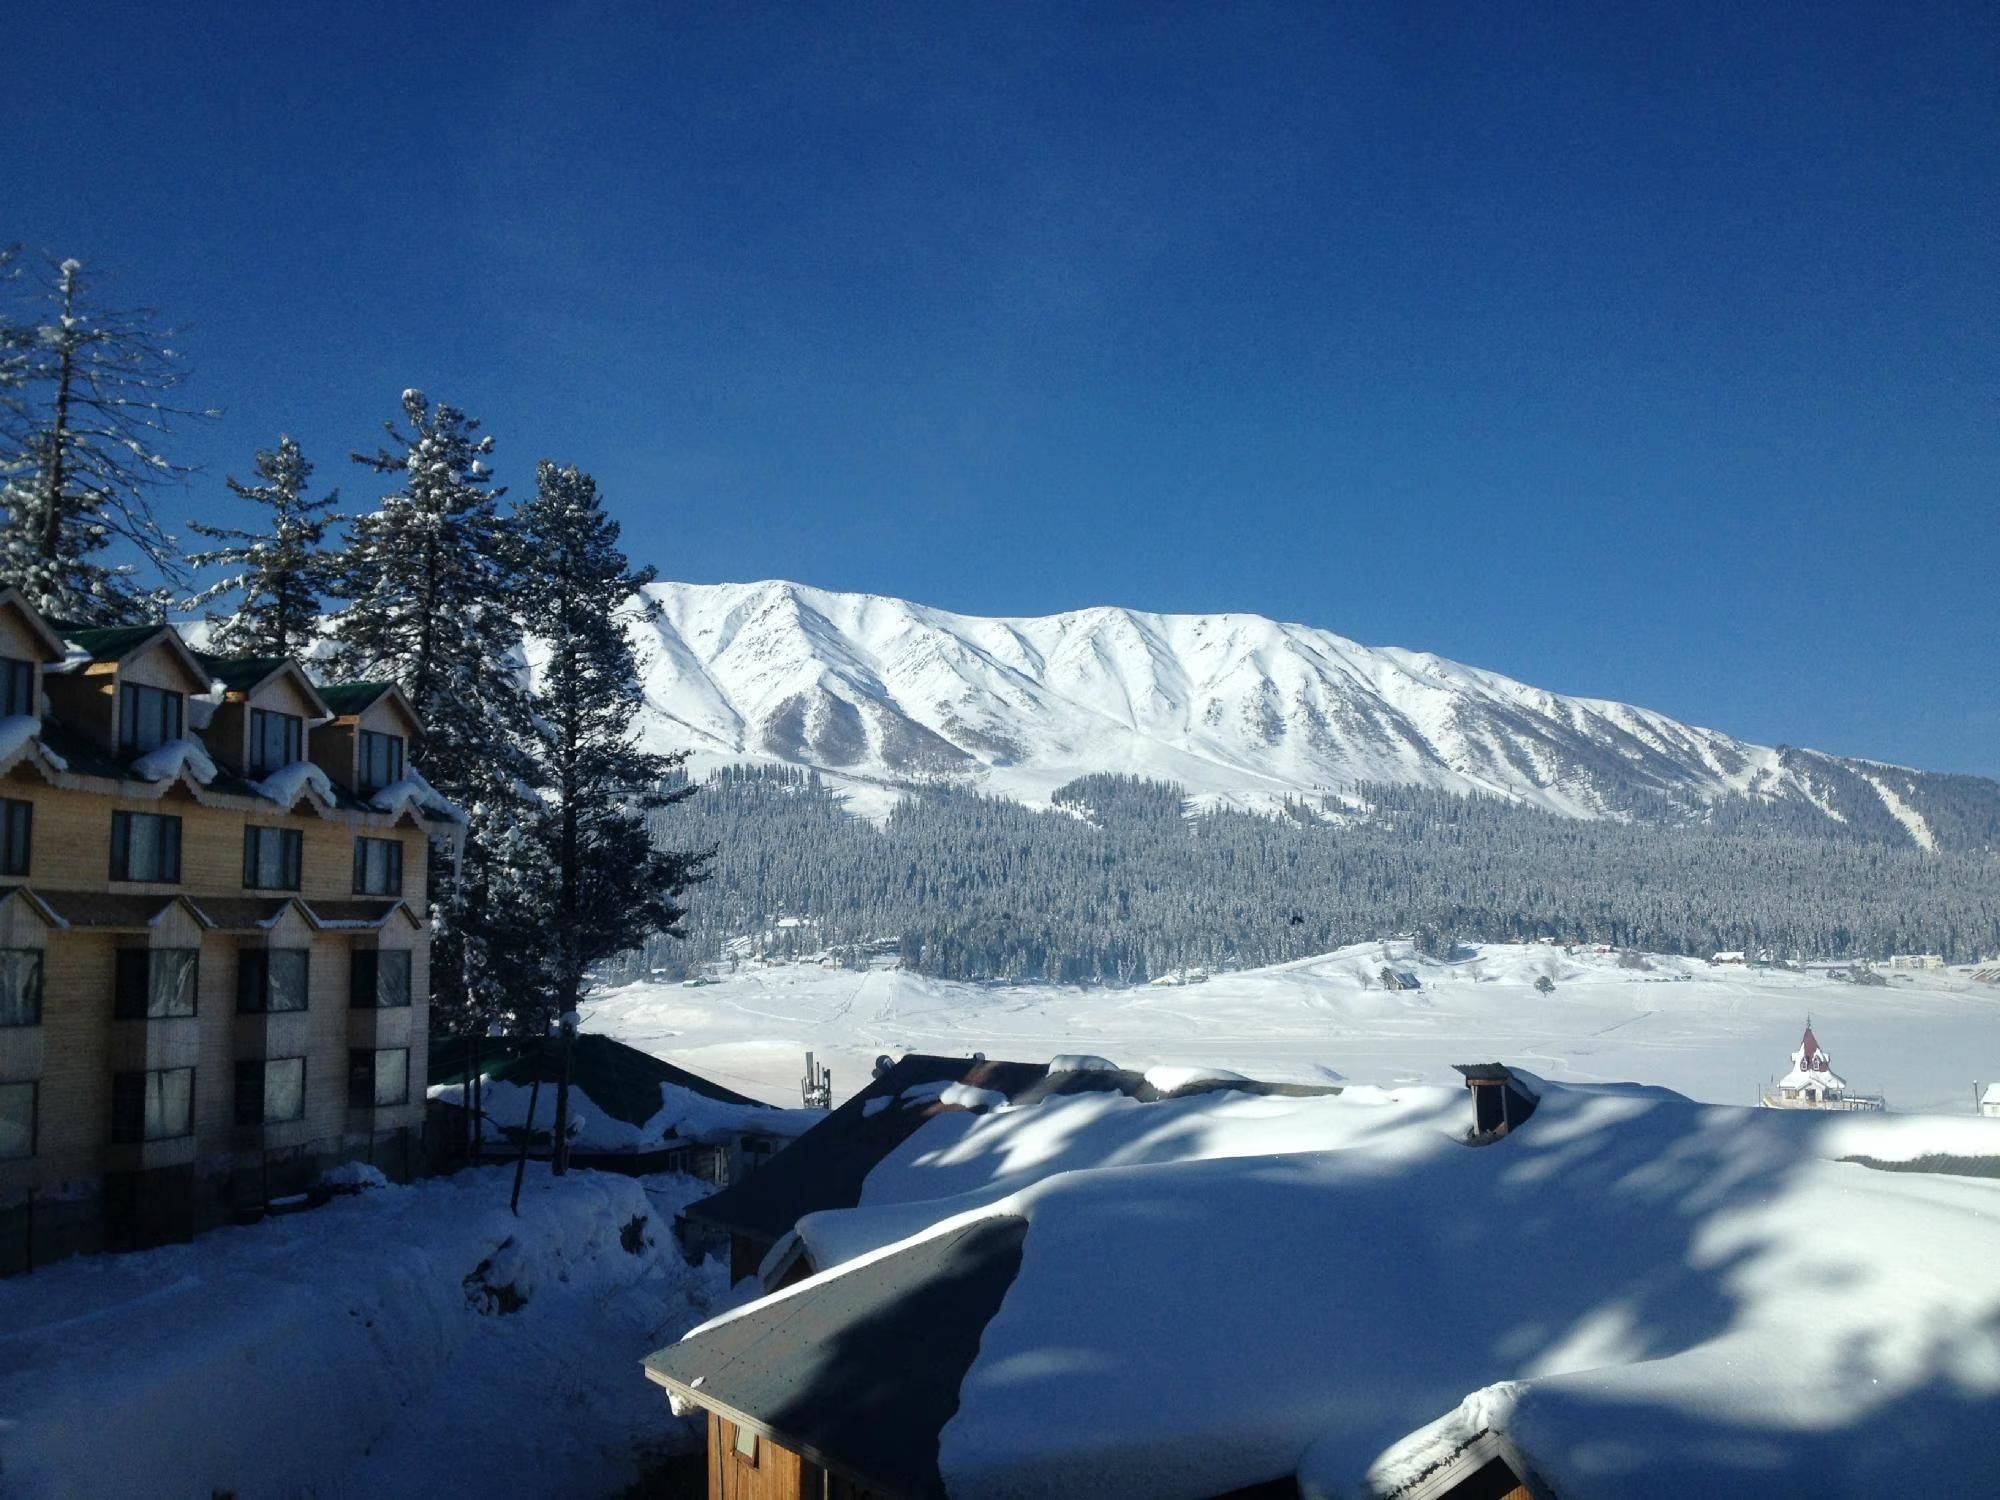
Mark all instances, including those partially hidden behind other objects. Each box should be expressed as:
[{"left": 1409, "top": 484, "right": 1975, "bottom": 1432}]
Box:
[
  {"left": 115, "top": 948, "right": 199, "bottom": 1021},
  {"left": 350, "top": 949, "right": 412, "bottom": 1009},
  {"left": 235, "top": 1055, "right": 306, "bottom": 1125},
  {"left": 0, "top": 657, "right": 33, "bottom": 719},
  {"left": 242, "top": 825, "right": 303, "bottom": 892},
  {"left": 0, "top": 1079, "right": 35, "bottom": 1161},
  {"left": 0, "top": 797, "right": 31, "bottom": 877},
  {"left": 111, "top": 1065, "right": 195, "bottom": 1144},
  {"left": 357, "top": 730, "right": 405, "bottom": 793},
  {"left": 352, "top": 836, "right": 404, "bottom": 896},
  {"left": 249, "top": 707, "right": 303, "bottom": 777},
  {"left": 238, "top": 947, "right": 310, "bottom": 1014},
  {"left": 117, "top": 682, "right": 185, "bottom": 755},
  {"left": 0, "top": 947, "right": 42, "bottom": 1027},
  {"left": 110, "top": 810, "right": 183, "bottom": 883},
  {"left": 349, "top": 1046, "right": 411, "bottom": 1108}
]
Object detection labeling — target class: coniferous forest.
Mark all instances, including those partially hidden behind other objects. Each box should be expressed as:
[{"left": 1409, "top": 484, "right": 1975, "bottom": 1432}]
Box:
[{"left": 625, "top": 765, "right": 2000, "bottom": 984}]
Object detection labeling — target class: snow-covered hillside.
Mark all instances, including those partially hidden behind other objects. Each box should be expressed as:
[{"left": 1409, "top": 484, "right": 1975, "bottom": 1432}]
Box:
[{"left": 622, "top": 579, "right": 1982, "bottom": 837}]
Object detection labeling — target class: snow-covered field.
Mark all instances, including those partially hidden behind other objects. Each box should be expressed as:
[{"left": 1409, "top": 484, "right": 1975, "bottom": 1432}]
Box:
[
  {"left": 0, "top": 1167, "right": 727, "bottom": 1500},
  {"left": 588, "top": 942, "right": 2000, "bottom": 1116}
]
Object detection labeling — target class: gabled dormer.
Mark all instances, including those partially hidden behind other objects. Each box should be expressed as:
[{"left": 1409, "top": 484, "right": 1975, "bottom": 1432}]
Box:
[
  {"left": 310, "top": 682, "right": 423, "bottom": 796},
  {"left": 0, "top": 588, "right": 73, "bottom": 722},
  {"left": 43, "top": 623, "right": 211, "bottom": 761},
  {"left": 195, "top": 655, "right": 333, "bottom": 782}
]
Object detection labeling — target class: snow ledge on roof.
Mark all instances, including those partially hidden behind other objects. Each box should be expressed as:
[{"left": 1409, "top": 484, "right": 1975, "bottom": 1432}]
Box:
[
  {"left": 0, "top": 714, "right": 64, "bottom": 771},
  {"left": 369, "top": 770, "right": 466, "bottom": 824},
  {"left": 253, "top": 760, "right": 335, "bottom": 808},
  {"left": 130, "top": 736, "right": 218, "bottom": 785}
]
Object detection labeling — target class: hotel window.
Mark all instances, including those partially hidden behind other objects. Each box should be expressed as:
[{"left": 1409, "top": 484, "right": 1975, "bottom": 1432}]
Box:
[
  {"left": 111, "top": 811, "right": 182, "bottom": 882},
  {"left": 358, "top": 730, "right": 405, "bottom": 793},
  {"left": 118, "top": 683, "right": 184, "bottom": 754},
  {"left": 110, "top": 1066, "right": 194, "bottom": 1143},
  {"left": 352, "top": 836, "right": 403, "bottom": 896},
  {"left": 350, "top": 949, "right": 411, "bottom": 1009},
  {"left": 235, "top": 1057, "right": 306, "bottom": 1125},
  {"left": 0, "top": 949, "right": 43, "bottom": 1027},
  {"left": 0, "top": 1081, "right": 34, "bottom": 1160},
  {"left": 249, "top": 708, "right": 303, "bottom": 776},
  {"left": 0, "top": 798, "right": 30, "bottom": 876},
  {"left": 0, "top": 657, "right": 33, "bottom": 718},
  {"left": 114, "top": 948, "right": 198, "bottom": 1020},
  {"left": 238, "top": 948, "right": 309, "bottom": 1013},
  {"left": 349, "top": 1047, "right": 409, "bottom": 1108},
  {"left": 243, "top": 825, "right": 303, "bottom": 891}
]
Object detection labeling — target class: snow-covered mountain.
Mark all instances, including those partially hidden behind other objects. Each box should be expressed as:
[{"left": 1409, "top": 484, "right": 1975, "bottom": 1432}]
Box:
[{"left": 626, "top": 579, "right": 1988, "bottom": 843}]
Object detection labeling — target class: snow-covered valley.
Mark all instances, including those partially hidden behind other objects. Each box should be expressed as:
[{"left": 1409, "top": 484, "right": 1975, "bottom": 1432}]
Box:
[{"left": 588, "top": 942, "right": 2000, "bottom": 1117}]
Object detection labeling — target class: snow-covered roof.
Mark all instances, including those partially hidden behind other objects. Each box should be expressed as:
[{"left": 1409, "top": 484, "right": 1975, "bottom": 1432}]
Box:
[
  {"left": 648, "top": 1074, "right": 2000, "bottom": 1500},
  {"left": 679, "top": 1052, "right": 1342, "bottom": 1247}
]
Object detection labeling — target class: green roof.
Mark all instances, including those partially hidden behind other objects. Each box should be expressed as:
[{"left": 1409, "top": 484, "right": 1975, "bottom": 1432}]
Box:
[
  {"left": 52, "top": 623, "right": 168, "bottom": 661},
  {"left": 193, "top": 652, "right": 291, "bottom": 692},
  {"left": 318, "top": 681, "right": 395, "bottom": 715}
]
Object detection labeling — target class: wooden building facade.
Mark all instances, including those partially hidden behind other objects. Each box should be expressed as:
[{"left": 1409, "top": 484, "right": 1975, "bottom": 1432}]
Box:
[{"left": 0, "top": 589, "right": 455, "bottom": 1272}]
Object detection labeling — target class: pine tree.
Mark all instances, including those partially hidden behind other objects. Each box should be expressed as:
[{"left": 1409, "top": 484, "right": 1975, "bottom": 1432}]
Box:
[
  {"left": 332, "top": 390, "right": 536, "bottom": 1042},
  {"left": 184, "top": 435, "right": 343, "bottom": 657},
  {"left": 0, "top": 255, "right": 218, "bottom": 623},
  {"left": 512, "top": 460, "right": 710, "bottom": 1172}
]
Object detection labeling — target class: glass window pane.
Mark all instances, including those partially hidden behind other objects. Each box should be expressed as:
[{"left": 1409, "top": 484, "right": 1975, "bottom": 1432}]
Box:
[
  {"left": 347, "top": 1049, "right": 372, "bottom": 1107},
  {"left": 0, "top": 659, "right": 32, "bottom": 718},
  {"left": 128, "top": 813, "right": 159, "bottom": 877},
  {"left": 380, "top": 951, "right": 411, "bottom": 1008},
  {"left": 146, "top": 1067, "right": 193, "bottom": 1139},
  {"left": 0, "top": 1081, "right": 33, "bottom": 1159},
  {"left": 268, "top": 950, "right": 308, "bottom": 1012},
  {"left": 1, "top": 799, "right": 30, "bottom": 876},
  {"left": 264, "top": 1057, "right": 305, "bottom": 1122},
  {"left": 0, "top": 949, "right": 41, "bottom": 1026},
  {"left": 150, "top": 950, "right": 197, "bottom": 1019},
  {"left": 373, "top": 1048, "right": 408, "bottom": 1106}
]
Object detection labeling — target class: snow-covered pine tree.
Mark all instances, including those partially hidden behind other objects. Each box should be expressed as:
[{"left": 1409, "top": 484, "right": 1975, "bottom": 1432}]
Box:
[
  {"left": 0, "top": 255, "right": 218, "bottom": 623},
  {"left": 332, "top": 390, "right": 537, "bottom": 1042},
  {"left": 184, "top": 435, "right": 343, "bottom": 657},
  {"left": 513, "top": 460, "right": 710, "bottom": 1173}
]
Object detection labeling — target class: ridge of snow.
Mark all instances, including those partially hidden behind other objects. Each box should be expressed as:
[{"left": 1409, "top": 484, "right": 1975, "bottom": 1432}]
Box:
[
  {"left": 252, "top": 760, "right": 334, "bottom": 808},
  {"left": 130, "top": 737, "right": 217, "bottom": 785},
  {"left": 369, "top": 769, "right": 466, "bottom": 824},
  {"left": 0, "top": 715, "right": 54, "bottom": 768}
]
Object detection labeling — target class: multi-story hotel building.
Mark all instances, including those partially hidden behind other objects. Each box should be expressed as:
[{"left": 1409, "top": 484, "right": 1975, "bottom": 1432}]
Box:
[{"left": 0, "top": 587, "right": 458, "bottom": 1271}]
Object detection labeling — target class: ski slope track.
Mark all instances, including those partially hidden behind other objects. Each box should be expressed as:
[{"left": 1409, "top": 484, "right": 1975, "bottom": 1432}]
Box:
[{"left": 617, "top": 580, "right": 1988, "bottom": 843}]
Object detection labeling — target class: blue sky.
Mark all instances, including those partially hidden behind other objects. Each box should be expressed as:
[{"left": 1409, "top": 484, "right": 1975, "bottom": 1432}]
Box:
[{"left": 7, "top": 2, "right": 1995, "bottom": 774}]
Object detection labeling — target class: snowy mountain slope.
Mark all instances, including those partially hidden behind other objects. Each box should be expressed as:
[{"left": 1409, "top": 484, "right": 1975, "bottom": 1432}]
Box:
[{"left": 623, "top": 579, "right": 1994, "bottom": 842}]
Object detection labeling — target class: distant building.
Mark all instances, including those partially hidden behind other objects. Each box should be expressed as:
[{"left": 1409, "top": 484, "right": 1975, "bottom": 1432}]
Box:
[
  {"left": 1887, "top": 954, "right": 1945, "bottom": 971},
  {"left": 1981, "top": 1083, "right": 2000, "bottom": 1120},
  {"left": 1759, "top": 1020, "right": 1885, "bottom": 1111},
  {"left": 1710, "top": 951, "right": 1747, "bottom": 965}
]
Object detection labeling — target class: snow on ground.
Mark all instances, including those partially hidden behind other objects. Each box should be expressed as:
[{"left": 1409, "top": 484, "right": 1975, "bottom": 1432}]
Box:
[
  {"left": 587, "top": 941, "right": 2000, "bottom": 1116},
  {"left": 0, "top": 1167, "right": 726, "bottom": 1500}
]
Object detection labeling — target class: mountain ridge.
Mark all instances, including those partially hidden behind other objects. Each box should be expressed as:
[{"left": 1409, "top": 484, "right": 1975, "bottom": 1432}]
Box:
[{"left": 617, "top": 578, "right": 1997, "bottom": 849}]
